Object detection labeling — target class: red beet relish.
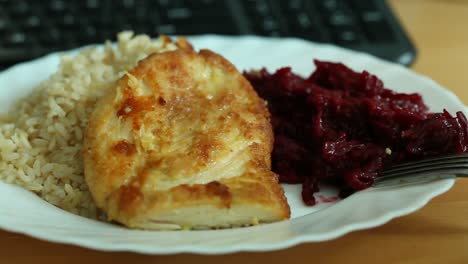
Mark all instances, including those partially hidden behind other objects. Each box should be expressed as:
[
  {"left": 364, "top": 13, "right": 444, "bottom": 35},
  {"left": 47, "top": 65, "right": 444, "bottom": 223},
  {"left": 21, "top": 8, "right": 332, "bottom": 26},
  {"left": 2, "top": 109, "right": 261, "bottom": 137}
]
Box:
[{"left": 244, "top": 60, "right": 468, "bottom": 206}]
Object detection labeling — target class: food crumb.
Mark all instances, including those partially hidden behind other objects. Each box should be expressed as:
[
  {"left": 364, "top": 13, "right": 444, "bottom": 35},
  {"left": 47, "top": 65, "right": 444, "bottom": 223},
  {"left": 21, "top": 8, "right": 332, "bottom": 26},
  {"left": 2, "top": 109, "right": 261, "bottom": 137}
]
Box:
[{"left": 251, "top": 217, "right": 259, "bottom": 225}]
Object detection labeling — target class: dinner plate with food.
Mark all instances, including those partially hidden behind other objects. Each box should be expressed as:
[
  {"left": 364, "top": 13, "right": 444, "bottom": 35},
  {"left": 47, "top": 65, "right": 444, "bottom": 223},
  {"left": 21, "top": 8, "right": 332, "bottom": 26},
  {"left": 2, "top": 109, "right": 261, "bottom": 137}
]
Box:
[{"left": 0, "top": 32, "right": 465, "bottom": 254}]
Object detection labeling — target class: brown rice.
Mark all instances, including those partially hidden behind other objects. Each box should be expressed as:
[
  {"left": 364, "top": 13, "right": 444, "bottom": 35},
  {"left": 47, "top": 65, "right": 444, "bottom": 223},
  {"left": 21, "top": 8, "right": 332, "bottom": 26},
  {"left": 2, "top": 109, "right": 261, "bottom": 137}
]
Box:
[{"left": 0, "top": 32, "right": 178, "bottom": 218}]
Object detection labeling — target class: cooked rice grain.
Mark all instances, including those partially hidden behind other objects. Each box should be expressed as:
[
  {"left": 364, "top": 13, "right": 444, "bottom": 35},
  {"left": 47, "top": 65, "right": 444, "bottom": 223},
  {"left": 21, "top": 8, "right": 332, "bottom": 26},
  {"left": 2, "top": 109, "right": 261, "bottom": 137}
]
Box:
[{"left": 0, "top": 32, "right": 178, "bottom": 218}]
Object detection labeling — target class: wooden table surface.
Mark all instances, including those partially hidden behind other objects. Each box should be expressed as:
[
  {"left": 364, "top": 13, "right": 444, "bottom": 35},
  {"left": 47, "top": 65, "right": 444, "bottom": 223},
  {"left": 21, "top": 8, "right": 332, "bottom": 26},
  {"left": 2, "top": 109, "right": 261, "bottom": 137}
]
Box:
[{"left": 3, "top": 0, "right": 468, "bottom": 263}]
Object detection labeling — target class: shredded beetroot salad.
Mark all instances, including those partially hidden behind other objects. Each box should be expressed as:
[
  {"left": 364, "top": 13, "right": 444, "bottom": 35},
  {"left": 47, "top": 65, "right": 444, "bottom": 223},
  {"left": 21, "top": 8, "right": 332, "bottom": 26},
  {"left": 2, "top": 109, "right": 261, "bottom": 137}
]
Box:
[{"left": 244, "top": 60, "right": 468, "bottom": 206}]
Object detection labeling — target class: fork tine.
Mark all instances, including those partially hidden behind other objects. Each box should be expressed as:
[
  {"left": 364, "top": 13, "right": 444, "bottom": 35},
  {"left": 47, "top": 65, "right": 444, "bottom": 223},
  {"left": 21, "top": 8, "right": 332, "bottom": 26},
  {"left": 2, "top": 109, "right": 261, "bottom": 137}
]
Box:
[
  {"left": 387, "top": 153, "right": 468, "bottom": 170},
  {"left": 374, "top": 170, "right": 460, "bottom": 187},
  {"left": 374, "top": 153, "right": 468, "bottom": 187},
  {"left": 382, "top": 159, "right": 468, "bottom": 176},
  {"left": 380, "top": 164, "right": 468, "bottom": 178}
]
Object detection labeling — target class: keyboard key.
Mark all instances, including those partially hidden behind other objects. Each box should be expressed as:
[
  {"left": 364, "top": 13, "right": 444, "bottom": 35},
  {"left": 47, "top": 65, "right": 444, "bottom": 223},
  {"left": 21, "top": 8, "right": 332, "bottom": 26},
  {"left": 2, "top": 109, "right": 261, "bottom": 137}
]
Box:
[
  {"left": 48, "top": 0, "right": 67, "bottom": 13},
  {"left": 167, "top": 8, "right": 192, "bottom": 19},
  {"left": 0, "top": 48, "right": 31, "bottom": 62},
  {"left": 22, "top": 15, "right": 42, "bottom": 29},
  {"left": 156, "top": 24, "right": 176, "bottom": 35},
  {"left": 112, "top": 16, "right": 130, "bottom": 29},
  {"left": 179, "top": 22, "right": 236, "bottom": 35},
  {"left": 170, "top": 25, "right": 201, "bottom": 35},
  {"left": 185, "top": 0, "right": 226, "bottom": 13},
  {"left": 350, "top": 0, "right": 378, "bottom": 12},
  {"left": 5, "top": 32, "right": 26, "bottom": 44},
  {"left": 286, "top": 12, "right": 324, "bottom": 39},
  {"left": 98, "top": 14, "right": 113, "bottom": 28},
  {"left": 186, "top": 0, "right": 217, "bottom": 6},
  {"left": 112, "top": 16, "right": 147, "bottom": 33},
  {"left": 332, "top": 27, "right": 361, "bottom": 45},
  {"left": 10, "top": 1, "right": 30, "bottom": 15},
  {"left": 100, "top": 30, "right": 117, "bottom": 42},
  {"left": 281, "top": 0, "right": 305, "bottom": 11},
  {"left": 292, "top": 12, "right": 313, "bottom": 29},
  {"left": 327, "top": 11, "right": 355, "bottom": 26},
  {"left": 56, "top": 13, "right": 79, "bottom": 29},
  {"left": 4, "top": 31, "right": 32, "bottom": 47},
  {"left": 161, "top": 8, "right": 236, "bottom": 35},
  {"left": 245, "top": 0, "right": 272, "bottom": 16},
  {"left": 157, "top": 0, "right": 171, "bottom": 8},
  {"left": 38, "top": 28, "right": 61, "bottom": 45},
  {"left": 84, "top": 0, "right": 101, "bottom": 10},
  {"left": 134, "top": 5, "right": 148, "bottom": 21},
  {"left": 252, "top": 17, "right": 281, "bottom": 36},
  {"left": 245, "top": 0, "right": 280, "bottom": 35},
  {"left": 364, "top": 20, "right": 395, "bottom": 42},
  {"left": 119, "top": 0, "right": 136, "bottom": 9},
  {"left": 165, "top": 0, "right": 186, "bottom": 8},
  {"left": 362, "top": 11, "right": 384, "bottom": 22},
  {"left": 61, "top": 32, "right": 78, "bottom": 48},
  {"left": 118, "top": 9, "right": 146, "bottom": 25},
  {"left": 0, "top": 16, "right": 8, "bottom": 32},
  {"left": 78, "top": 25, "right": 99, "bottom": 44},
  {"left": 132, "top": 23, "right": 149, "bottom": 34},
  {"left": 290, "top": 28, "right": 327, "bottom": 42},
  {"left": 250, "top": 15, "right": 280, "bottom": 35},
  {"left": 316, "top": 0, "right": 348, "bottom": 13},
  {"left": 262, "top": 18, "right": 279, "bottom": 31},
  {"left": 254, "top": 1, "right": 270, "bottom": 16}
]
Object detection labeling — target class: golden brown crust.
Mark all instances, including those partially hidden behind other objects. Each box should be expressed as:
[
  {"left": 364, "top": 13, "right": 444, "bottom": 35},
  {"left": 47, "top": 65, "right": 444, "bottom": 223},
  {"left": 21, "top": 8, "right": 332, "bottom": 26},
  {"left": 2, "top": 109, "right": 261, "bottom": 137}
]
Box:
[
  {"left": 112, "top": 140, "right": 136, "bottom": 156},
  {"left": 83, "top": 42, "right": 290, "bottom": 229},
  {"left": 175, "top": 37, "right": 194, "bottom": 51}
]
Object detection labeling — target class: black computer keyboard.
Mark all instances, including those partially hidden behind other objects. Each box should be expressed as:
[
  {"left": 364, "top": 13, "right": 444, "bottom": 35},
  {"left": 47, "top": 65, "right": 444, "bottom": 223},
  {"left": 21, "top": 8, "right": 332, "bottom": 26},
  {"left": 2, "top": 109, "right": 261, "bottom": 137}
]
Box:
[{"left": 0, "top": 0, "right": 416, "bottom": 68}]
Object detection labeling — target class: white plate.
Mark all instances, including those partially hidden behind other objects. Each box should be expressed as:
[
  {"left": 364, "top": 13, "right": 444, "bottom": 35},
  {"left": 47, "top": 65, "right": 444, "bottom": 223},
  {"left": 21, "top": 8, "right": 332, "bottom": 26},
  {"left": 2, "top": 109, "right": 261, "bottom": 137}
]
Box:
[{"left": 0, "top": 36, "right": 462, "bottom": 254}]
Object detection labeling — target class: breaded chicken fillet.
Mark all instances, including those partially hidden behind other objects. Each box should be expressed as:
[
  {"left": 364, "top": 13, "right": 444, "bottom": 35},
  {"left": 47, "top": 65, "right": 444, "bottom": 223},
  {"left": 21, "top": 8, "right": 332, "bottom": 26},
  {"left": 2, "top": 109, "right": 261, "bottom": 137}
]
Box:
[{"left": 83, "top": 41, "right": 290, "bottom": 230}]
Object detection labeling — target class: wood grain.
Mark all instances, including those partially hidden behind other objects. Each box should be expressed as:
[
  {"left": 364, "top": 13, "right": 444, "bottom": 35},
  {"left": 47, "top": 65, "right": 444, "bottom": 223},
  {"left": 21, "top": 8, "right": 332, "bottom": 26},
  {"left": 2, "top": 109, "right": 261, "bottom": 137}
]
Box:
[{"left": 2, "top": 0, "right": 468, "bottom": 263}]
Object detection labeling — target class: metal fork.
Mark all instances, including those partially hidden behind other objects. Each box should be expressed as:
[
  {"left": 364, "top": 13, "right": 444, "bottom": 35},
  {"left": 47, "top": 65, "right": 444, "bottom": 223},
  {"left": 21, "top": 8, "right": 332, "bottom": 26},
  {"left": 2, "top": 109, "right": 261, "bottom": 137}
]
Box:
[{"left": 373, "top": 153, "right": 468, "bottom": 187}]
